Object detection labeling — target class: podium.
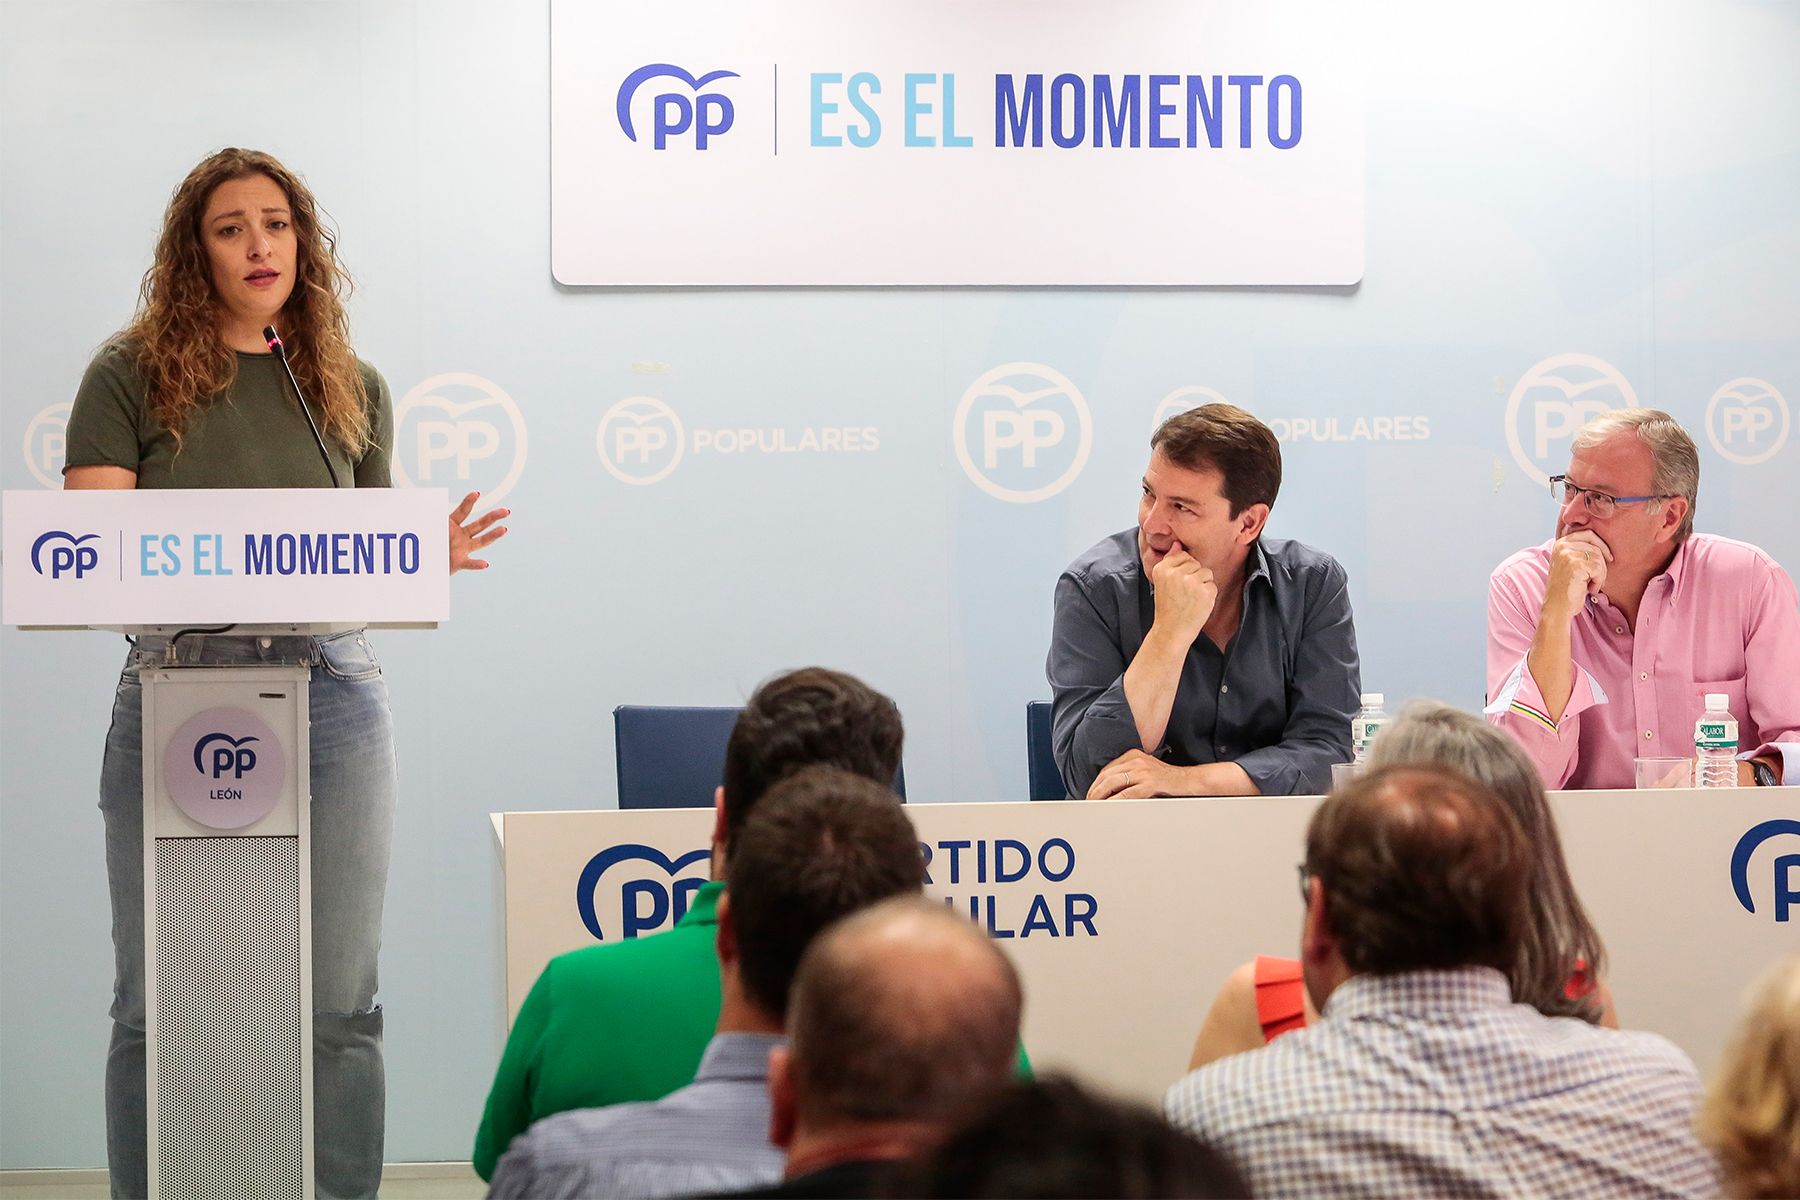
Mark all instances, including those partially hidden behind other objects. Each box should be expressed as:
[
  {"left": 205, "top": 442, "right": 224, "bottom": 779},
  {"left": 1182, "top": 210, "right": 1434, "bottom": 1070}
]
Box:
[{"left": 4, "top": 488, "right": 448, "bottom": 1200}]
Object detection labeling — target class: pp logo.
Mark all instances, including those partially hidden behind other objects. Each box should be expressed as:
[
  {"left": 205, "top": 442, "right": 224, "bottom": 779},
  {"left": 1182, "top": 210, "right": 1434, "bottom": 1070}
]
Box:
[
  {"left": 576, "top": 843, "right": 710, "bottom": 941},
  {"left": 1731, "top": 819, "right": 1800, "bottom": 923},
  {"left": 1504, "top": 353, "right": 1638, "bottom": 487},
  {"left": 195, "top": 732, "right": 259, "bottom": 779},
  {"left": 617, "top": 64, "right": 739, "bottom": 149},
  {"left": 392, "top": 373, "right": 528, "bottom": 505},
  {"left": 164, "top": 708, "right": 285, "bottom": 831},
  {"left": 1151, "top": 386, "right": 1230, "bottom": 432},
  {"left": 954, "top": 363, "right": 1093, "bottom": 504},
  {"left": 597, "top": 397, "right": 685, "bottom": 485},
  {"left": 23, "top": 403, "right": 71, "bottom": 488},
  {"left": 30, "top": 530, "right": 99, "bottom": 579},
  {"left": 1705, "top": 378, "right": 1789, "bottom": 466}
]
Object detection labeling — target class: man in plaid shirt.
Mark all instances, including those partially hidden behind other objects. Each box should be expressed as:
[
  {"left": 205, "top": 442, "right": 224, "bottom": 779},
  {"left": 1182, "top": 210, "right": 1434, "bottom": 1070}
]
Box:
[{"left": 1165, "top": 764, "right": 1718, "bottom": 1199}]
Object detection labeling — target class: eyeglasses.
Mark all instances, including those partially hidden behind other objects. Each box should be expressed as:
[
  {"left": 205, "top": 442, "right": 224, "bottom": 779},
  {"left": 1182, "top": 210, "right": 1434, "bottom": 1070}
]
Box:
[
  {"left": 1548, "top": 475, "right": 1672, "bottom": 519},
  {"left": 1296, "top": 862, "right": 1311, "bottom": 904}
]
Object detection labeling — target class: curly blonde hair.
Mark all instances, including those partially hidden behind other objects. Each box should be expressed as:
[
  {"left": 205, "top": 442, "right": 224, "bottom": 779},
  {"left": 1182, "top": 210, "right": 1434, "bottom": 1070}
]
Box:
[
  {"left": 123, "top": 148, "right": 371, "bottom": 453},
  {"left": 1700, "top": 956, "right": 1800, "bottom": 1198}
]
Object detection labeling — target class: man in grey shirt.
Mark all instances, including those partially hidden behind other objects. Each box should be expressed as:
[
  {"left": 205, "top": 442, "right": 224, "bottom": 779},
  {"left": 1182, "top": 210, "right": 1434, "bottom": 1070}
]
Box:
[
  {"left": 1048, "top": 404, "right": 1358, "bottom": 798},
  {"left": 487, "top": 767, "right": 924, "bottom": 1200}
]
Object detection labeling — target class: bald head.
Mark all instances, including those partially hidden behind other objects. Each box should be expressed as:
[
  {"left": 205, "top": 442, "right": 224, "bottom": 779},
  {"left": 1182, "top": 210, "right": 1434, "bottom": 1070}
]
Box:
[{"left": 786, "top": 898, "right": 1022, "bottom": 1131}]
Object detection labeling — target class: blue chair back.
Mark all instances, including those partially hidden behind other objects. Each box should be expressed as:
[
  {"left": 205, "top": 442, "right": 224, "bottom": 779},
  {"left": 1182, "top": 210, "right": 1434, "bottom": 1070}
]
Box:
[
  {"left": 1026, "top": 701, "right": 1068, "bottom": 800},
  {"left": 615, "top": 706, "right": 742, "bottom": 810},
  {"left": 613, "top": 705, "right": 908, "bottom": 810}
]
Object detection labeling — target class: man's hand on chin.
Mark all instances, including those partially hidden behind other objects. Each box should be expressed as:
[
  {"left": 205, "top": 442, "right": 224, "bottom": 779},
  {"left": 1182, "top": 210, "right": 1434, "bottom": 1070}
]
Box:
[
  {"left": 1088, "top": 749, "right": 1191, "bottom": 800},
  {"left": 1147, "top": 547, "right": 1217, "bottom": 648}
]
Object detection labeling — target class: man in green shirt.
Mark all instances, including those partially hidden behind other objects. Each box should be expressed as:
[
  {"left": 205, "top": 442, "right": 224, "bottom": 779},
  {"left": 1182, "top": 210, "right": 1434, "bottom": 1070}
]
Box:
[{"left": 472, "top": 667, "right": 906, "bottom": 1180}]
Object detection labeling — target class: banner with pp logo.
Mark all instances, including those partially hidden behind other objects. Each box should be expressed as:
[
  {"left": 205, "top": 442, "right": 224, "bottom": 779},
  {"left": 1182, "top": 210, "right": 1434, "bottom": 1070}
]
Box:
[{"left": 551, "top": 0, "right": 1364, "bottom": 285}]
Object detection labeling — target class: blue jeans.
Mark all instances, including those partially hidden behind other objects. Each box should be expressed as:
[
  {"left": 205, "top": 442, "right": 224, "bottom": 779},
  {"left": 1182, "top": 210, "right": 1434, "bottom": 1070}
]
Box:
[{"left": 100, "top": 630, "right": 396, "bottom": 1199}]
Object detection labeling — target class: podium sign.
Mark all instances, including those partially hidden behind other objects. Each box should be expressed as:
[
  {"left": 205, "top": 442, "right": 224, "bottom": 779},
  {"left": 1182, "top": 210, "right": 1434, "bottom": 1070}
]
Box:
[{"left": 2, "top": 488, "right": 449, "bottom": 627}]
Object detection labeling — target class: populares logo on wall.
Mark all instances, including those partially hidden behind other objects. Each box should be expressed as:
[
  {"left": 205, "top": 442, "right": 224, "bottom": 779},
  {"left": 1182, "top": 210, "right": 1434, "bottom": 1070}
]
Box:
[
  {"left": 617, "top": 64, "right": 739, "bottom": 149},
  {"left": 1706, "top": 378, "right": 1790, "bottom": 466},
  {"left": 576, "top": 842, "right": 712, "bottom": 941},
  {"left": 1504, "top": 353, "right": 1637, "bottom": 488},
  {"left": 1152, "top": 387, "right": 1430, "bottom": 444},
  {"left": 1150, "top": 386, "right": 1230, "bottom": 432},
  {"left": 596, "top": 397, "right": 686, "bottom": 485},
  {"left": 391, "top": 373, "right": 528, "bottom": 505},
  {"left": 30, "top": 530, "right": 100, "bottom": 580},
  {"left": 596, "top": 395, "right": 881, "bottom": 486},
  {"left": 23, "top": 403, "right": 71, "bottom": 488},
  {"left": 1730, "top": 819, "right": 1800, "bottom": 924},
  {"left": 163, "top": 707, "right": 285, "bottom": 831},
  {"left": 955, "top": 363, "right": 1093, "bottom": 503}
]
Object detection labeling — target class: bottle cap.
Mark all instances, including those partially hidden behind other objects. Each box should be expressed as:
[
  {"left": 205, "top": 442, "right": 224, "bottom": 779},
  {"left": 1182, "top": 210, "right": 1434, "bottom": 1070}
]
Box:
[
  {"left": 1360, "top": 693, "right": 1384, "bottom": 707},
  {"left": 1705, "top": 693, "right": 1729, "bottom": 709}
]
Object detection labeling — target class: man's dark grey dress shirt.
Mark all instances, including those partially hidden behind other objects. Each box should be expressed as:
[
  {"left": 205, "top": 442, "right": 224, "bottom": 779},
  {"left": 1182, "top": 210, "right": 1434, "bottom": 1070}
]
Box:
[{"left": 1047, "top": 530, "right": 1360, "bottom": 798}]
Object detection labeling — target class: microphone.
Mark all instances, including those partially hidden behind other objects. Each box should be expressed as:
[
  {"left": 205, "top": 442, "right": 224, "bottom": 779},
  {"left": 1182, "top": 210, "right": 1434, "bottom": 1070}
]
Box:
[{"left": 263, "top": 325, "right": 342, "bottom": 489}]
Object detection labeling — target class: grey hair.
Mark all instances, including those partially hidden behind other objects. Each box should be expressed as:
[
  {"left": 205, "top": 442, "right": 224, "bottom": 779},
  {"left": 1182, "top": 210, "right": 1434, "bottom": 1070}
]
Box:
[
  {"left": 1367, "top": 700, "right": 1608, "bottom": 1022},
  {"left": 1572, "top": 408, "right": 1698, "bottom": 543}
]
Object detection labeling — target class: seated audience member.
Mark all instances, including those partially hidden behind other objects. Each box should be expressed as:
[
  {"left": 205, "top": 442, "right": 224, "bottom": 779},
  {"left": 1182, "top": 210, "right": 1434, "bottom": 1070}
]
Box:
[
  {"left": 1047, "top": 403, "right": 1359, "bottom": 800},
  {"left": 1186, "top": 700, "right": 1613, "bottom": 1069},
  {"left": 1485, "top": 408, "right": 1798, "bottom": 788},
  {"left": 473, "top": 667, "right": 904, "bottom": 1179},
  {"left": 726, "top": 897, "right": 1023, "bottom": 1198},
  {"left": 902, "top": 1075, "right": 1246, "bottom": 1199},
  {"left": 487, "top": 768, "right": 924, "bottom": 1200},
  {"left": 1165, "top": 764, "right": 1719, "bottom": 1199},
  {"left": 1699, "top": 956, "right": 1800, "bottom": 1199}
]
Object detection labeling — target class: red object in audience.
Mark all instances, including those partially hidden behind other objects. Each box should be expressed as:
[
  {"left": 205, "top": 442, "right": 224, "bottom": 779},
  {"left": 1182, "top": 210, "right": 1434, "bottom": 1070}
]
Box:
[{"left": 1253, "top": 955, "right": 1309, "bottom": 1043}]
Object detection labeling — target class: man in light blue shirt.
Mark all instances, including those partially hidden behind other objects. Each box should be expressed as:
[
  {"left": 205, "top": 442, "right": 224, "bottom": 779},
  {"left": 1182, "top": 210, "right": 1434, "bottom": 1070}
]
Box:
[{"left": 488, "top": 767, "right": 925, "bottom": 1200}]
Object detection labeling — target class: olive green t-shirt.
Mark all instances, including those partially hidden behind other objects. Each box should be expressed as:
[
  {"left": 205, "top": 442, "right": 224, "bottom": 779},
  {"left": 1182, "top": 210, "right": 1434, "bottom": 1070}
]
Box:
[{"left": 64, "top": 340, "right": 393, "bottom": 489}]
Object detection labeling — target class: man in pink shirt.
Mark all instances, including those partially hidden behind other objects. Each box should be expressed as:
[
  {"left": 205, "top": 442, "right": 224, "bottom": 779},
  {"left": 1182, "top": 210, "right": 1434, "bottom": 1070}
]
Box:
[{"left": 1486, "top": 409, "right": 1798, "bottom": 790}]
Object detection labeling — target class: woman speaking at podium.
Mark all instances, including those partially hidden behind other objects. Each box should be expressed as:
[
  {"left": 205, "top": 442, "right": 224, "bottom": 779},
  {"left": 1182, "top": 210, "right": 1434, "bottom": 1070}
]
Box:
[{"left": 61, "top": 148, "right": 506, "bottom": 1199}]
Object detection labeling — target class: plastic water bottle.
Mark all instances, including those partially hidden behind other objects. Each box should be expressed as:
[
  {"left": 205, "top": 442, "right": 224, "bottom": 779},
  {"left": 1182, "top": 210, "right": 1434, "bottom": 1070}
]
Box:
[
  {"left": 1351, "top": 693, "right": 1390, "bottom": 764},
  {"left": 1694, "top": 693, "right": 1740, "bottom": 789}
]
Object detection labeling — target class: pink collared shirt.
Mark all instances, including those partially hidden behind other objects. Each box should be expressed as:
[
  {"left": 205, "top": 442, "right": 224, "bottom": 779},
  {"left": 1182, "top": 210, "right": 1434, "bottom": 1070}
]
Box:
[{"left": 1486, "top": 534, "right": 1800, "bottom": 790}]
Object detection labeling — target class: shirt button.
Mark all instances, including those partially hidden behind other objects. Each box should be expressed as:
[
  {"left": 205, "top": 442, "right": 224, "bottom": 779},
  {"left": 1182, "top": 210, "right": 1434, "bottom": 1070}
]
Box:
[
  {"left": 1615, "top": 626, "right": 1626, "bottom": 635},
  {"left": 1640, "top": 672, "right": 1648, "bottom": 680},
  {"left": 1644, "top": 730, "right": 1653, "bottom": 739},
  {"left": 1220, "top": 684, "right": 1229, "bottom": 694}
]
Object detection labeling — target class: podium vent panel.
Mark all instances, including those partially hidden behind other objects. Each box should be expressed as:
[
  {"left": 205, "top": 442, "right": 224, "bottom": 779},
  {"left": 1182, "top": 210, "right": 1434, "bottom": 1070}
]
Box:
[{"left": 153, "top": 836, "right": 304, "bottom": 1200}]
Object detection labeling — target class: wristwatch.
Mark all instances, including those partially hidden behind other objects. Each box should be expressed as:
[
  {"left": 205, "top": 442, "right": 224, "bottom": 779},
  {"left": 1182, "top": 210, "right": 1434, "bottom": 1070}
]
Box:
[{"left": 1752, "top": 760, "right": 1779, "bottom": 788}]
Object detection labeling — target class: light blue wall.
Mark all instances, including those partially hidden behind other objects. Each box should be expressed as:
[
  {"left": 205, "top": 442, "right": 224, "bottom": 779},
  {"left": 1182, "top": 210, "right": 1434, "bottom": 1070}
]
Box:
[{"left": 3, "top": 0, "right": 1796, "bottom": 1169}]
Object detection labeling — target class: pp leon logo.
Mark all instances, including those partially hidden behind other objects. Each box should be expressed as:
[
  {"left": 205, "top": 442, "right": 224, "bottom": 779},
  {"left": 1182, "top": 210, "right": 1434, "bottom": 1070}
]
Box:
[
  {"left": 23, "top": 403, "right": 71, "bottom": 488},
  {"left": 616, "top": 64, "right": 739, "bottom": 149},
  {"left": 954, "top": 363, "right": 1093, "bottom": 504},
  {"left": 392, "top": 373, "right": 529, "bottom": 505},
  {"left": 164, "top": 708, "right": 285, "bottom": 831},
  {"left": 1705, "top": 378, "right": 1789, "bottom": 466},
  {"left": 576, "top": 843, "right": 710, "bottom": 941},
  {"left": 597, "top": 397, "right": 685, "bottom": 485},
  {"left": 30, "top": 530, "right": 99, "bottom": 579},
  {"left": 1504, "top": 353, "right": 1637, "bottom": 487}
]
